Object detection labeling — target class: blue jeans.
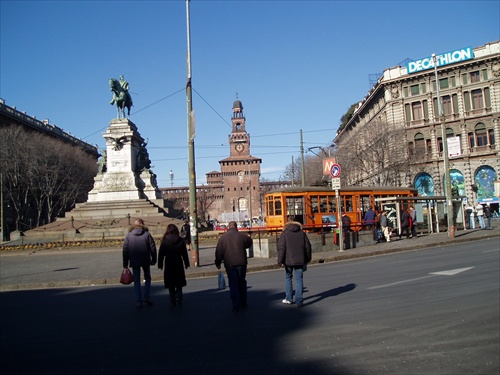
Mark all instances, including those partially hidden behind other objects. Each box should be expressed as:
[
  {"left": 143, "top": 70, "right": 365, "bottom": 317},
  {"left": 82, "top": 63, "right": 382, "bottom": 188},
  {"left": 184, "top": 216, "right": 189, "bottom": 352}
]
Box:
[
  {"left": 225, "top": 265, "right": 247, "bottom": 309},
  {"left": 132, "top": 266, "right": 151, "bottom": 304},
  {"left": 478, "top": 215, "right": 485, "bottom": 229},
  {"left": 285, "top": 266, "right": 304, "bottom": 304}
]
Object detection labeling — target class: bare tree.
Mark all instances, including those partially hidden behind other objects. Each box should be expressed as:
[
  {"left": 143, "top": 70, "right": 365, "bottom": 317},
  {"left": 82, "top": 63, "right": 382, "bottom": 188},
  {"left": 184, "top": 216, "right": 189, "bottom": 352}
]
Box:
[
  {"left": 334, "top": 122, "right": 411, "bottom": 186},
  {"left": 282, "top": 154, "right": 326, "bottom": 186},
  {"left": 0, "top": 125, "right": 97, "bottom": 231}
]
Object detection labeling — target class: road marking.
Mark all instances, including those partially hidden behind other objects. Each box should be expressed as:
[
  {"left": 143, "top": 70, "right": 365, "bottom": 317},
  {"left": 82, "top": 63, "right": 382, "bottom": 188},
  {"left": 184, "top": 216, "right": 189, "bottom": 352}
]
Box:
[
  {"left": 368, "top": 267, "right": 475, "bottom": 290},
  {"left": 429, "top": 267, "right": 474, "bottom": 276}
]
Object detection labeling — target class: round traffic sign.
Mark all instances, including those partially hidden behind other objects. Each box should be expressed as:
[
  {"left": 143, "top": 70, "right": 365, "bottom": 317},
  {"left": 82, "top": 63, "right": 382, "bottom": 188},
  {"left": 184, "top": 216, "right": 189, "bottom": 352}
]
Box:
[{"left": 330, "top": 163, "right": 341, "bottom": 178}]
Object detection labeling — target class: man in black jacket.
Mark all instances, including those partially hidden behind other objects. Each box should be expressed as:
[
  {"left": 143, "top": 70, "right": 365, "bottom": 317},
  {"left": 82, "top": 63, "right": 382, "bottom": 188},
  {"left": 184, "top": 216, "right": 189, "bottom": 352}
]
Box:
[
  {"left": 277, "top": 217, "right": 312, "bottom": 308},
  {"left": 215, "top": 221, "right": 253, "bottom": 312}
]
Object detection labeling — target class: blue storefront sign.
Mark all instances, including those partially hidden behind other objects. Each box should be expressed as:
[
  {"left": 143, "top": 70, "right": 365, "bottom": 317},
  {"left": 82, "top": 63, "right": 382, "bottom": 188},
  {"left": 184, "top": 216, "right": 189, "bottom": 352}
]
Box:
[{"left": 406, "top": 47, "right": 474, "bottom": 74}]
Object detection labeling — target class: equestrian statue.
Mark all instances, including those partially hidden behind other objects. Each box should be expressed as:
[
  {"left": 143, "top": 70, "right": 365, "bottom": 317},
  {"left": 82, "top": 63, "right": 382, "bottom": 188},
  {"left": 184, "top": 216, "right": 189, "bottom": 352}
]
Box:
[{"left": 109, "top": 75, "right": 133, "bottom": 119}]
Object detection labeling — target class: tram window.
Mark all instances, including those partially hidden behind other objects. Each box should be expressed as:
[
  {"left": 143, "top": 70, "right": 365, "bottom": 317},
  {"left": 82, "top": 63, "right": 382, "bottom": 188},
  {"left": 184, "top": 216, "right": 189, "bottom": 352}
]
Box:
[
  {"left": 319, "top": 196, "right": 327, "bottom": 213},
  {"left": 286, "top": 197, "right": 304, "bottom": 215},
  {"left": 345, "top": 196, "right": 353, "bottom": 212},
  {"left": 275, "top": 199, "right": 282, "bottom": 215},
  {"left": 267, "top": 200, "right": 274, "bottom": 216},
  {"left": 361, "top": 195, "right": 371, "bottom": 212},
  {"left": 328, "top": 196, "right": 336, "bottom": 212},
  {"left": 311, "top": 196, "right": 318, "bottom": 213}
]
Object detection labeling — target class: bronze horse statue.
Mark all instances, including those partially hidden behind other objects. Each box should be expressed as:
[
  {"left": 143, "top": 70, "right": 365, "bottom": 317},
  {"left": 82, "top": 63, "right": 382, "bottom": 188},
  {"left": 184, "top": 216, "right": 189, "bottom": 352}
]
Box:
[{"left": 109, "top": 78, "right": 133, "bottom": 119}]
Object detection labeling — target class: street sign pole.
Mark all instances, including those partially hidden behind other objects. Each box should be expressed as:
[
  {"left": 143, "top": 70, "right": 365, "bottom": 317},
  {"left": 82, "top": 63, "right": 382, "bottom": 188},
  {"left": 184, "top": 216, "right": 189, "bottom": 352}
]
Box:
[
  {"left": 330, "top": 163, "right": 343, "bottom": 252},
  {"left": 336, "top": 187, "right": 343, "bottom": 252}
]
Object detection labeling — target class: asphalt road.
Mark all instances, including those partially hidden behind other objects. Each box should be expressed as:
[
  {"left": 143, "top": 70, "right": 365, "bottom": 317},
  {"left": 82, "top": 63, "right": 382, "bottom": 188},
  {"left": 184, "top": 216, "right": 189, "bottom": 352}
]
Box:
[{"left": 0, "top": 238, "right": 498, "bottom": 375}]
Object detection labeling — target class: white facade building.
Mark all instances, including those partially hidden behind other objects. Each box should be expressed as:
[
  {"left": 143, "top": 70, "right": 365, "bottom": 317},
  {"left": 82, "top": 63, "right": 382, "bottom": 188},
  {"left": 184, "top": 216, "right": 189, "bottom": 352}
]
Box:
[{"left": 334, "top": 41, "right": 500, "bottom": 208}]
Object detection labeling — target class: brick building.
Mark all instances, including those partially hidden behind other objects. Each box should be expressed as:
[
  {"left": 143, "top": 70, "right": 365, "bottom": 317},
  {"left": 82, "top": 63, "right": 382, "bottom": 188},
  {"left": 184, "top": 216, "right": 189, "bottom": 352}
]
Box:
[{"left": 161, "top": 100, "right": 291, "bottom": 225}]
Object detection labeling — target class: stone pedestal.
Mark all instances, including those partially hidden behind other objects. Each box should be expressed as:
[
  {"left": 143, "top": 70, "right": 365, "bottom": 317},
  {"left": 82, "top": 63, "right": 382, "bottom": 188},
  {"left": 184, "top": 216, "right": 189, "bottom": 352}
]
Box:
[{"left": 88, "top": 118, "right": 161, "bottom": 202}]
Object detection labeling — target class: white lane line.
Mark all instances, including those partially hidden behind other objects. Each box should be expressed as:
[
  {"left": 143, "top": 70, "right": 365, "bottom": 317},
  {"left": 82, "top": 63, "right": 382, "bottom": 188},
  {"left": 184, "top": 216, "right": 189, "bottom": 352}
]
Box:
[
  {"left": 368, "top": 267, "right": 475, "bottom": 290},
  {"left": 368, "top": 275, "right": 435, "bottom": 290}
]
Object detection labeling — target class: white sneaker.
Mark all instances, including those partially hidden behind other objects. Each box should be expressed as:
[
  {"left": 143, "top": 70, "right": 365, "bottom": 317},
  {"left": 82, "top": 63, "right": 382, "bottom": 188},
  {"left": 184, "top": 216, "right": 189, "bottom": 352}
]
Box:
[{"left": 282, "top": 299, "right": 293, "bottom": 305}]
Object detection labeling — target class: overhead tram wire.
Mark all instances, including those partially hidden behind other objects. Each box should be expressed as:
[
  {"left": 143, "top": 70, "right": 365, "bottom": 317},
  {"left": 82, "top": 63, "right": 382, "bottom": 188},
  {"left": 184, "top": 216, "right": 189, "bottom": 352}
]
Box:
[{"left": 192, "top": 88, "right": 231, "bottom": 127}]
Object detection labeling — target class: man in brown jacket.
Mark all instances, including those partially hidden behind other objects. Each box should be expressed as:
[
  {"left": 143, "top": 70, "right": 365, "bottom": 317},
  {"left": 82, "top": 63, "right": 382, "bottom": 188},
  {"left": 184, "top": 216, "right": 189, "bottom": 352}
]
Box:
[{"left": 215, "top": 221, "right": 253, "bottom": 312}]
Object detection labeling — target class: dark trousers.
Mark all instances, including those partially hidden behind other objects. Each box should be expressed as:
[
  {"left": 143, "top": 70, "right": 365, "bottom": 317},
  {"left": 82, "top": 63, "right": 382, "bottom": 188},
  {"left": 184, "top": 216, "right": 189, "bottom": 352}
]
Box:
[
  {"left": 399, "top": 226, "right": 410, "bottom": 238},
  {"left": 225, "top": 265, "right": 247, "bottom": 310},
  {"left": 168, "top": 287, "right": 183, "bottom": 306}
]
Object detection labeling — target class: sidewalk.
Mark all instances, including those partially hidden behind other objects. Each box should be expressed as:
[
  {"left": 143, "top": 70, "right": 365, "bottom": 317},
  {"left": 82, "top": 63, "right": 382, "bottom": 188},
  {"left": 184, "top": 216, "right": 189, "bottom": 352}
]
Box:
[{"left": 0, "top": 224, "right": 498, "bottom": 291}]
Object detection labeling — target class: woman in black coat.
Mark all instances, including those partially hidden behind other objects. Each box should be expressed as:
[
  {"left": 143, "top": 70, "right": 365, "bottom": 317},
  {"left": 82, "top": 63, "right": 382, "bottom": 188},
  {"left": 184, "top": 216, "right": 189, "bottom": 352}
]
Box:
[{"left": 158, "top": 224, "right": 190, "bottom": 307}]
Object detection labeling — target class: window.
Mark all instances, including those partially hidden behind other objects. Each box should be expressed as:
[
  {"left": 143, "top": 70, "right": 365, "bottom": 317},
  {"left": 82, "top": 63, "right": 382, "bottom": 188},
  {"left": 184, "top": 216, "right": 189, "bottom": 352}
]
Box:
[
  {"left": 452, "top": 94, "right": 459, "bottom": 114},
  {"left": 468, "top": 132, "right": 475, "bottom": 148},
  {"left": 319, "top": 196, "right": 327, "bottom": 213},
  {"left": 423, "top": 100, "right": 429, "bottom": 119},
  {"left": 437, "top": 137, "right": 443, "bottom": 152},
  {"left": 286, "top": 197, "right": 302, "bottom": 216},
  {"left": 408, "top": 141, "right": 414, "bottom": 156},
  {"left": 414, "top": 133, "right": 425, "bottom": 154},
  {"left": 470, "top": 71, "right": 480, "bottom": 83},
  {"left": 442, "top": 95, "right": 452, "bottom": 115},
  {"left": 311, "top": 196, "right": 318, "bottom": 213},
  {"left": 411, "top": 84, "right": 419, "bottom": 96},
  {"left": 464, "top": 91, "right": 471, "bottom": 111},
  {"left": 472, "top": 89, "right": 483, "bottom": 109},
  {"left": 405, "top": 103, "right": 411, "bottom": 122},
  {"left": 482, "top": 69, "right": 488, "bottom": 80},
  {"left": 328, "top": 196, "right": 336, "bottom": 212},
  {"left": 426, "top": 139, "right": 432, "bottom": 154},
  {"left": 475, "top": 123, "right": 487, "bottom": 146},
  {"left": 462, "top": 74, "right": 468, "bottom": 85},
  {"left": 485, "top": 87, "right": 491, "bottom": 108},
  {"left": 439, "top": 78, "right": 449, "bottom": 89},
  {"left": 488, "top": 129, "right": 495, "bottom": 145},
  {"left": 412, "top": 102, "right": 423, "bottom": 120}
]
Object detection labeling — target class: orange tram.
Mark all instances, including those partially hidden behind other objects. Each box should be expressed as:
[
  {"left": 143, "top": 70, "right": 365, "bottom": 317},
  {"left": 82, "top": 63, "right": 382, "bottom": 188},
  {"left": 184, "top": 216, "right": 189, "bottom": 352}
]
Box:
[{"left": 264, "top": 186, "right": 418, "bottom": 231}]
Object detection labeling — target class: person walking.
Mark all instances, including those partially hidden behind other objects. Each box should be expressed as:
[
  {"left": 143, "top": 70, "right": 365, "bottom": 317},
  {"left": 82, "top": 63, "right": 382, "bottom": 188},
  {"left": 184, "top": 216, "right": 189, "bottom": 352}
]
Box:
[
  {"left": 379, "top": 210, "right": 391, "bottom": 242},
  {"left": 158, "top": 224, "right": 190, "bottom": 307},
  {"left": 475, "top": 202, "right": 485, "bottom": 229},
  {"left": 214, "top": 221, "right": 253, "bottom": 312},
  {"left": 277, "top": 216, "right": 312, "bottom": 308},
  {"left": 409, "top": 206, "right": 417, "bottom": 238},
  {"left": 180, "top": 219, "right": 191, "bottom": 251},
  {"left": 484, "top": 204, "right": 493, "bottom": 229},
  {"left": 123, "top": 218, "right": 157, "bottom": 308}
]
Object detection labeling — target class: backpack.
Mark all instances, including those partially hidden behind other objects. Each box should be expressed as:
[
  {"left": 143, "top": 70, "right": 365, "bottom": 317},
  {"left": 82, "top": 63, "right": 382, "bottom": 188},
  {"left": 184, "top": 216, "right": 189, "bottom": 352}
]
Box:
[{"left": 180, "top": 225, "right": 187, "bottom": 239}]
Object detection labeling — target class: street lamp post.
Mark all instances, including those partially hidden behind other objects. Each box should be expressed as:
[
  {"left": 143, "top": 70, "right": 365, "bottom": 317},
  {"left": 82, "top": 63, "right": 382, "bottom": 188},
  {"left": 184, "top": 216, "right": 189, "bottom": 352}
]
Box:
[
  {"left": 247, "top": 160, "right": 252, "bottom": 228},
  {"left": 432, "top": 53, "right": 455, "bottom": 238},
  {"left": 186, "top": 0, "right": 199, "bottom": 265}
]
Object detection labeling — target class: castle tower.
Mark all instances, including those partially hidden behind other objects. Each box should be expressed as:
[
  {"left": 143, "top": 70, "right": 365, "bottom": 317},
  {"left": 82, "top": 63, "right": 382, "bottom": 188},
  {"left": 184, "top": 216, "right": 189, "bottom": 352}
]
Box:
[{"left": 219, "top": 100, "right": 262, "bottom": 223}]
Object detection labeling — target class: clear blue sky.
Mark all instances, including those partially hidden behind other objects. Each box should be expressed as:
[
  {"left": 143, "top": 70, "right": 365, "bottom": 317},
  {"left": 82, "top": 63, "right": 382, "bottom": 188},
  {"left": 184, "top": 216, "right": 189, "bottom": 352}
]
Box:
[{"left": 1, "top": 0, "right": 499, "bottom": 187}]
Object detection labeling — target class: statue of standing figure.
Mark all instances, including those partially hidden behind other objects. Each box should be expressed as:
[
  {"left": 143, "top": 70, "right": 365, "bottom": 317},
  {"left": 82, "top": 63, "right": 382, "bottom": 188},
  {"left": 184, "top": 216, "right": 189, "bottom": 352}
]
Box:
[{"left": 109, "top": 75, "right": 133, "bottom": 119}]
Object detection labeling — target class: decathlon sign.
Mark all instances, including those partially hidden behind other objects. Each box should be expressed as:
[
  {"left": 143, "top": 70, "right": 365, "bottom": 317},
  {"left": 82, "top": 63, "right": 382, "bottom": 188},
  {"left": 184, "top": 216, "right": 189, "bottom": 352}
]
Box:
[{"left": 406, "top": 47, "right": 474, "bottom": 74}]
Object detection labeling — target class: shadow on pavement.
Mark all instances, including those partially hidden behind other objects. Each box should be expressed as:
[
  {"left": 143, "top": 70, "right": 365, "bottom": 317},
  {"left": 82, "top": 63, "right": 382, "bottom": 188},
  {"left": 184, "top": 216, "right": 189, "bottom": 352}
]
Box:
[{"left": 0, "top": 281, "right": 358, "bottom": 375}]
